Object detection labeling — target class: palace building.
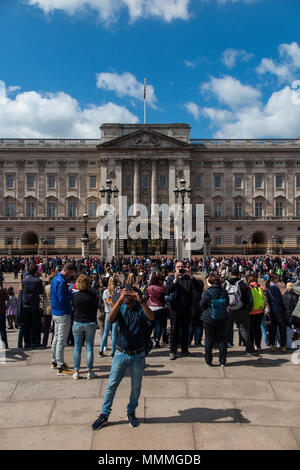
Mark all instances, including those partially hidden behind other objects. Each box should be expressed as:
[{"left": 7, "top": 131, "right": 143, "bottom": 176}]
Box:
[{"left": 1, "top": 122, "right": 300, "bottom": 256}]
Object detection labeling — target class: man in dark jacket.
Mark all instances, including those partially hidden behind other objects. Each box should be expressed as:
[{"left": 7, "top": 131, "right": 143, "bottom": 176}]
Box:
[
  {"left": 224, "top": 268, "right": 256, "bottom": 356},
  {"left": 21, "top": 264, "right": 44, "bottom": 349},
  {"left": 0, "top": 287, "right": 9, "bottom": 349},
  {"left": 165, "top": 261, "right": 202, "bottom": 360}
]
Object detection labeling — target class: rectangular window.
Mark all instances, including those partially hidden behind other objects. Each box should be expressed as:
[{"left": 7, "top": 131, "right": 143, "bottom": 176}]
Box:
[
  {"left": 6, "top": 175, "right": 14, "bottom": 189},
  {"left": 235, "top": 236, "right": 242, "bottom": 245},
  {"left": 124, "top": 175, "right": 132, "bottom": 189},
  {"left": 297, "top": 176, "right": 300, "bottom": 189},
  {"left": 235, "top": 202, "right": 243, "bottom": 217},
  {"left": 215, "top": 236, "right": 222, "bottom": 245},
  {"left": 255, "top": 175, "right": 263, "bottom": 188},
  {"left": 234, "top": 176, "right": 242, "bottom": 189},
  {"left": 89, "top": 203, "right": 97, "bottom": 217},
  {"left": 48, "top": 237, "right": 55, "bottom": 246},
  {"left": 194, "top": 175, "right": 201, "bottom": 189},
  {"left": 27, "top": 175, "right": 35, "bottom": 189},
  {"left": 89, "top": 176, "right": 96, "bottom": 189},
  {"left": 27, "top": 202, "right": 35, "bottom": 217},
  {"left": 142, "top": 175, "right": 149, "bottom": 189},
  {"left": 276, "top": 175, "right": 283, "bottom": 188},
  {"left": 6, "top": 203, "right": 15, "bottom": 217},
  {"left": 214, "top": 175, "right": 222, "bottom": 189},
  {"left": 297, "top": 202, "right": 300, "bottom": 217},
  {"left": 68, "top": 202, "right": 77, "bottom": 217},
  {"left": 215, "top": 227, "right": 222, "bottom": 231},
  {"left": 214, "top": 202, "right": 222, "bottom": 217},
  {"left": 276, "top": 202, "right": 283, "bottom": 217},
  {"left": 48, "top": 203, "right": 56, "bottom": 217},
  {"left": 160, "top": 175, "right": 167, "bottom": 188},
  {"left": 68, "top": 237, "right": 76, "bottom": 247},
  {"left": 235, "top": 227, "right": 242, "bottom": 231},
  {"left": 69, "top": 175, "right": 76, "bottom": 189},
  {"left": 255, "top": 202, "right": 263, "bottom": 217},
  {"left": 48, "top": 175, "right": 56, "bottom": 189}
]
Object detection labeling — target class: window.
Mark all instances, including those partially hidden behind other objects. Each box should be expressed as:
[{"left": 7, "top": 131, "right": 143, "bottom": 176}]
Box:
[
  {"left": 160, "top": 175, "right": 167, "bottom": 188},
  {"left": 255, "top": 202, "right": 263, "bottom": 217},
  {"left": 275, "top": 161, "right": 284, "bottom": 166},
  {"left": 234, "top": 176, "right": 242, "bottom": 189},
  {"left": 298, "top": 237, "right": 300, "bottom": 245},
  {"left": 142, "top": 175, "right": 149, "bottom": 189},
  {"left": 276, "top": 175, "right": 283, "bottom": 188},
  {"left": 6, "top": 203, "right": 15, "bottom": 217},
  {"left": 234, "top": 161, "right": 242, "bottom": 166},
  {"left": 255, "top": 175, "right": 263, "bottom": 188},
  {"left": 277, "top": 227, "right": 283, "bottom": 231},
  {"left": 68, "top": 175, "right": 76, "bottom": 189},
  {"left": 124, "top": 175, "right": 132, "bottom": 189},
  {"left": 89, "top": 203, "right": 97, "bottom": 217},
  {"left": 48, "top": 175, "right": 56, "bottom": 189},
  {"left": 194, "top": 175, "right": 201, "bottom": 189},
  {"left": 297, "top": 176, "right": 300, "bottom": 189},
  {"left": 213, "top": 161, "right": 222, "bottom": 166},
  {"left": 235, "top": 236, "right": 242, "bottom": 245},
  {"left": 215, "top": 236, "right": 222, "bottom": 245},
  {"left": 48, "top": 202, "right": 56, "bottom": 217},
  {"left": 48, "top": 227, "right": 55, "bottom": 232},
  {"left": 297, "top": 202, "right": 300, "bottom": 217},
  {"left": 276, "top": 202, "right": 283, "bottom": 217},
  {"left": 48, "top": 237, "right": 55, "bottom": 246},
  {"left": 6, "top": 175, "right": 14, "bottom": 189},
  {"left": 235, "top": 202, "right": 243, "bottom": 217},
  {"left": 89, "top": 161, "right": 96, "bottom": 166},
  {"left": 26, "top": 202, "right": 35, "bottom": 217},
  {"left": 27, "top": 175, "right": 35, "bottom": 189},
  {"left": 235, "top": 227, "right": 242, "bottom": 231},
  {"left": 256, "top": 161, "right": 263, "bottom": 166},
  {"left": 90, "top": 227, "right": 96, "bottom": 232},
  {"left": 215, "top": 227, "right": 222, "bottom": 231},
  {"left": 214, "top": 202, "right": 222, "bottom": 217},
  {"left": 6, "top": 228, "right": 13, "bottom": 232},
  {"left": 68, "top": 201, "right": 77, "bottom": 217},
  {"left": 69, "top": 227, "right": 75, "bottom": 232},
  {"left": 68, "top": 237, "right": 76, "bottom": 247},
  {"left": 89, "top": 176, "right": 96, "bottom": 189},
  {"left": 214, "top": 175, "right": 222, "bottom": 189}
]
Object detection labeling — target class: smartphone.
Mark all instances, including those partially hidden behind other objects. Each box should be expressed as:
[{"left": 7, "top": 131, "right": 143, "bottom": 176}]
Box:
[{"left": 179, "top": 269, "right": 186, "bottom": 274}]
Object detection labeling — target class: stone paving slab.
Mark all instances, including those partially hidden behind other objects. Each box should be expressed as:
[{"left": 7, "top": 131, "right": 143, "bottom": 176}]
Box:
[
  {"left": 224, "top": 364, "right": 300, "bottom": 381},
  {"left": 270, "top": 381, "right": 300, "bottom": 401},
  {"left": 186, "top": 378, "right": 276, "bottom": 400},
  {"left": 100, "top": 377, "right": 187, "bottom": 398},
  {"left": 92, "top": 423, "right": 195, "bottom": 451},
  {"left": 291, "top": 428, "right": 300, "bottom": 448},
  {"left": 10, "top": 378, "right": 102, "bottom": 401},
  {"left": 145, "top": 398, "right": 246, "bottom": 424},
  {"left": 192, "top": 423, "right": 300, "bottom": 450},
  {"left": 0, "top": 399, "right": 55, "bottom": 429},
  {"left": 0, "top": 382, "right": 17, "bottom": 401},
  {"left": 0, "top": 425, "right": 94, "bottom": 450},
  {"left": 235, "top": 400, "right": 300, "bottom": 427},
  {"left": 49, "top": 397, "right": 144, "bottom": 426}
]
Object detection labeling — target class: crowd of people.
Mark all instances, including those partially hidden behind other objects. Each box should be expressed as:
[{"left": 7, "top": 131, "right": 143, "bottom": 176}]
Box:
[{"left": 1, "top": 254, "right": 300, "bottom": 429}]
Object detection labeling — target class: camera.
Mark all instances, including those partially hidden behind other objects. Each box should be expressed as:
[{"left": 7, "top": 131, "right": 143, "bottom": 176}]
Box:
[{"left": 179, "top": 269, "right": 186, "bottom": 274}]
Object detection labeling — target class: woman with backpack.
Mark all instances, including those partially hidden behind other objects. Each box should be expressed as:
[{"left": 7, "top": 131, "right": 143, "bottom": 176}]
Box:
[
  {"left": 200, "top": 274, "right": 229, "bottom": 367},
  {"left": 248, "top": 275, "right": 265, "bottom": 352},
  {"left": 266, "top": 273, "right": 287, "bottom": 352}
]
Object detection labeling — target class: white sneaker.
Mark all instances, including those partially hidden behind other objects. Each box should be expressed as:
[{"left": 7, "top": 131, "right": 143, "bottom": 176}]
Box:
[
  {"left": 87, "top": 371, "right": 96, "bottom": 380},
  {"left": 73, "top": 371, "right": 80, "bottom": 380},
  {"left": 103, "top": 346, "right": 107, "bottom": 351}
]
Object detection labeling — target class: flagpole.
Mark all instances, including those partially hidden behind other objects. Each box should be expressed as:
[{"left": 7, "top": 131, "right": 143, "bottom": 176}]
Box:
[{"left": 144, "top": 78, "right": 147, "bottom": 124}]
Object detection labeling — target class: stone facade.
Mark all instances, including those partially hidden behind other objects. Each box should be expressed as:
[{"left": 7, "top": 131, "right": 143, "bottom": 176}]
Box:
[{"left": 1, "top": 124, "right": 300, "bottom": 255}]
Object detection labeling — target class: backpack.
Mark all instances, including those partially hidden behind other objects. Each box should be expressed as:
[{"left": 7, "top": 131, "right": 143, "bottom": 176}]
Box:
[
  {"left": 251, "top": 285, "right": 265, "bottom": 311},
  {"left": 225, "top": 280, "right": 243, "bottom": 311},
  {"left": 207, "top": 290, "right": 227, "bottom": 320}
]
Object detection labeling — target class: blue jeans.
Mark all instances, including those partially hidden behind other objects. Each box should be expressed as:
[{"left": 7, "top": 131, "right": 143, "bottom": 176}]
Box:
[
  {"left": 101, "top": 349, "right": 145, "bottom": 417},
  {"left": 260, "top": 315, "right": 269, "bottom": 346},
  {"left": 149, "top": 308, "right": 166, "bottom": 342},
  {"left": 100, "top": 314, "right": 118, "bottom": 354},
  {"left": 51, "top": 315, "right": 71, "bottom": 368},
  {"left": 188, "top": 321, "right": 203, "bottom": 345},
  {"left": 73, "top": 321, "right": 97, "bottom": 370}
]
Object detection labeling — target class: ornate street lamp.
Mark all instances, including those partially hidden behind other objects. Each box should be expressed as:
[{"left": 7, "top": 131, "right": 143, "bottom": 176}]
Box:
[{"left": 82, "top": 212, "right": 89, "bottom": 258}]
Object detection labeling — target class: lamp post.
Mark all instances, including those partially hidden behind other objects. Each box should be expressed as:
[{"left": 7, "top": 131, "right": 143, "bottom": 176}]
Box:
[
  {"left": 15, "top": 236, "right": 19, "bottom": 255},
  {"left": 174, "top": 178, "right": 192, "bottom": 260},
  {"left": 81, "top": 212, "right": 89, "bottom": 258},
  {"left": 242, "top": 237, "right": 247, "bottom": 255},
  {"left": 246, "top": 236, "right": 250, "bottom": 255},
  {"left": 271, "top": 235, "right": 275, "bottom": 255},
  {"left": 203, "top": 213, "right": 211, "bottom": 258},
  {"left": 99, "top": 179, "right": 119, "bottom": 259}
]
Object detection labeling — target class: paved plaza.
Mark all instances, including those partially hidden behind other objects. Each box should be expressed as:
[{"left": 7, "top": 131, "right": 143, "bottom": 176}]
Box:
[{"left": 1, "top": 322, "right": 300, "bottom": 450}]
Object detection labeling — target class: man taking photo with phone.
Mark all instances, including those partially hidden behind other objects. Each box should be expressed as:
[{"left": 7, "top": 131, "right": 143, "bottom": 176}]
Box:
[
  {"left": 92, "top": 287, "right": 154, "bottom": 431},
  {"left": 165, "top": 261, "right": 202, "bottom": 360}
]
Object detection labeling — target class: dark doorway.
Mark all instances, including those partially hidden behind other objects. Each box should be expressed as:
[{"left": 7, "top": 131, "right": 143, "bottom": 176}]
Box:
[
  {"left": 21, "top": 232, "right": 39, "bottom": 254},
  {"left": 251, "top": 231, "right": 267, "bottom": 254}
]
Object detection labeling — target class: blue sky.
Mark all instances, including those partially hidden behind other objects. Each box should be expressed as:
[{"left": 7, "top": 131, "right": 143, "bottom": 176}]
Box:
[{"left": 1, "top": 0, "right": 300, "bottom": 139}]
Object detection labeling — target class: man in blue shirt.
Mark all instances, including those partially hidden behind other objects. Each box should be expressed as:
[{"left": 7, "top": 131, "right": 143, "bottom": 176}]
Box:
[{"left": 92, "top": 288, "right": 154, "bottom": 430}]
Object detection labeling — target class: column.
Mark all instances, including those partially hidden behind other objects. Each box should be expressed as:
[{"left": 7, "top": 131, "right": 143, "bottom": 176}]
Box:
[
  {"left": 151, "top": 159, "right": 157, "bottom": 207},
  {"left": 133, "top": 159, "right": 140, "bottom": 212}
]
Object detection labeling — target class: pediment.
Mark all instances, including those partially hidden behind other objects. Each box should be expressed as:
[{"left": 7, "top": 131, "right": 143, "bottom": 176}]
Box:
[{"left": 97, "top": 129, "right": 191, "bottom": 150}]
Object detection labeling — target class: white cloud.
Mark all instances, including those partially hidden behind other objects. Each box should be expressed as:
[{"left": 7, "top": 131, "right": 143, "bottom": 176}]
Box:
[
  {"left": 0, "top": 80, "right": 138, "bottom": 138},
  {"left": 184, "top": 60, "right": 196, "bottom": 69},
  {"left": 201, "top": 75, "right": 261, "bottom": 109},
  {"left": 257, "top": 42, "right": 300, "bottom": 82},
  {"left": 96, "top": 72, "right": 158, "bottom": 108},
  {"left": 201, "top": 79, "right": 300, "bottom": 138},
  {"left": 184, "top": 101, "right": 200, "bottom": 120},
  {"left": 222, "top": 48, "right": 254, "bottom": 69},
  {"left": 26, "top": 0, "right": 191, "bottom": 23}
]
